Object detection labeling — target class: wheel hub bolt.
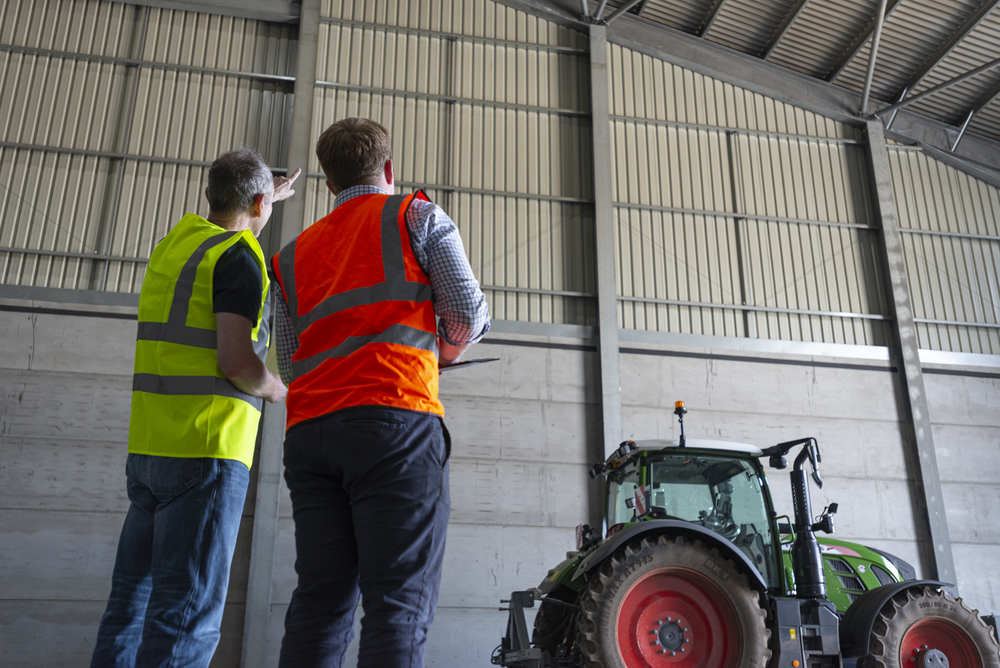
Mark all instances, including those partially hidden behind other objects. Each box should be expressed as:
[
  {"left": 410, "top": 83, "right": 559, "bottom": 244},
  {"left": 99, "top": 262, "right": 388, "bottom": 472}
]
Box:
[{"left": 656, "top": 621, "right": 686, "bottom": 651}]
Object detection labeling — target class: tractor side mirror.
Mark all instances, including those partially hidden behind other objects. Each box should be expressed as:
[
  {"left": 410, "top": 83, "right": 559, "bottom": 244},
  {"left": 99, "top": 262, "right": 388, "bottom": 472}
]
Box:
[{"left": 812, "top": 515, "right": 835, "bottom": 534}]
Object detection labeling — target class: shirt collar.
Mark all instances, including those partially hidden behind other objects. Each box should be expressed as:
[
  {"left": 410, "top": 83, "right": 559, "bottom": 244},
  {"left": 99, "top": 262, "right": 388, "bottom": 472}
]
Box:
[{"left": 334, "top": 184, "right": 388, "bottom": 209}]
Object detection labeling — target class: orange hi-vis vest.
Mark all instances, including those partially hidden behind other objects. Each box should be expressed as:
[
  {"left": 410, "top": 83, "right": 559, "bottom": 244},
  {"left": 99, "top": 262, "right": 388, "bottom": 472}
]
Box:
[{"left": 272, "top": 192, "right": 443, "bottom": 431}]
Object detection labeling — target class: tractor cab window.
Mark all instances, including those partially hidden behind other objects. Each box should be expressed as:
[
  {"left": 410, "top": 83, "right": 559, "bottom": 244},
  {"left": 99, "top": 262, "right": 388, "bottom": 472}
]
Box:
[
  {"left": 648, "top": 454, "right": 780, "bottom": 588},
  {"left": 606, "top": 460, "right": 642, "bottom": 526}
]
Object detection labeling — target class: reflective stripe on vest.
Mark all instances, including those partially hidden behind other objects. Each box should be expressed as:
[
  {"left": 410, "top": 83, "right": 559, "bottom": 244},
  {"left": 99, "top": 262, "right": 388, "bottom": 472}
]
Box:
[
  {"left": 134, "top": 229, "right": 266, "bottom": 409},
  {"left": 129, "top": 214, "right": 270, "bottom": 467},
  {"left": 276, "top": 193, "right": 437, "bottom": 382},
  {"left": 274, "top": 192, "right": 442, "bottom": 428}
]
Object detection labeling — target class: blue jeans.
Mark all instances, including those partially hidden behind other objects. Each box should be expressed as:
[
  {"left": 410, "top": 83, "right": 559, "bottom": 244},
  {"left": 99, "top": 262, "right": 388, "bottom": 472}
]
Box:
[
  {"left": 91, "top": 454, "right": 250, "bottom": 668},
  {"left": 278, "top": 407, "right": 451, "bottom": 668}
]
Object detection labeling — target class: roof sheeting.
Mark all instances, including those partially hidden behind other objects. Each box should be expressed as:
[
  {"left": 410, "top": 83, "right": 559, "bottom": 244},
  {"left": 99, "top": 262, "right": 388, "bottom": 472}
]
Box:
[{"left": 598, "top": 0, "right": 1000, "bottom": 146}]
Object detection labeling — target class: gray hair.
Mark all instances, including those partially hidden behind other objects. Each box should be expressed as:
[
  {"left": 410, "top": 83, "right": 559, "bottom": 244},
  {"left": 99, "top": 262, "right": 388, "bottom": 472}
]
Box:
[{"left": 206, "top": 147, "right": 273, "bottom": 215}]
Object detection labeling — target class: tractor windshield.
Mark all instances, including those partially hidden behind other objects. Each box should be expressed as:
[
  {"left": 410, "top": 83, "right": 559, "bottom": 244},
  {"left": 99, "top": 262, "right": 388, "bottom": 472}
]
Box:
[{"left": 647, "top": 453, "right": 780, "bottom": 588}]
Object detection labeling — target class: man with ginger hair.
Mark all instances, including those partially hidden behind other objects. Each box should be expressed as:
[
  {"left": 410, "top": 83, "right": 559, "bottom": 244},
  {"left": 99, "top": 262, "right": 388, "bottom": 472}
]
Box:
[{"left": 271, "top": 117, "right": 489, "bottom": 667}]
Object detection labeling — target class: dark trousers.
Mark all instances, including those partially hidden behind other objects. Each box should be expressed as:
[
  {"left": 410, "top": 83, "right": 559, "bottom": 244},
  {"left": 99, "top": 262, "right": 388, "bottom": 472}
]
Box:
[{"left": 278, "top": 407, "right": 451, "bottom": 668}]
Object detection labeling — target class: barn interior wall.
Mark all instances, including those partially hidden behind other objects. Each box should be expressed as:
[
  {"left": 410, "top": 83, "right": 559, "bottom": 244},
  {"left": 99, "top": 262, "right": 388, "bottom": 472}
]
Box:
[{"left": 2, "top": 0, "right": 1000, "bottom": 666}]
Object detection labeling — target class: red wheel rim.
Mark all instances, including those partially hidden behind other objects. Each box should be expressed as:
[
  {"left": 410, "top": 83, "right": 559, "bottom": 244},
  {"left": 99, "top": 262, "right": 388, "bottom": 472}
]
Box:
[
  {"left": 899, "top": 618, "right": 982, "bottom": 668},
  {"left": 615, "top": 567, "right": 742, "bottom": 668}
]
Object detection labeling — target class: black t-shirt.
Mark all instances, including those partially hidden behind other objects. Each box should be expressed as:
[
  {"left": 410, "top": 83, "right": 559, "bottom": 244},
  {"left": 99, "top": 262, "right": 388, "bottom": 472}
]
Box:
[{"left": 213, "top": 242, "right": 262, "bottom": 322}]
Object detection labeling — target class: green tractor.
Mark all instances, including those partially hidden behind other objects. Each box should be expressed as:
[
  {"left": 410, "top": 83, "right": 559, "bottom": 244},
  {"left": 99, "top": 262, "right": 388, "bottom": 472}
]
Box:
[{"left": 493, "top": 402, "right": 1000, "bottom": 668}]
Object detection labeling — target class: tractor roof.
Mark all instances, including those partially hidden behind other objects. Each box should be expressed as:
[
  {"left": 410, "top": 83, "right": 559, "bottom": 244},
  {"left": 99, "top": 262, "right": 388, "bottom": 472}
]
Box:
[{"left": 631, "top": 439, "right": 763, "bottom": 456}]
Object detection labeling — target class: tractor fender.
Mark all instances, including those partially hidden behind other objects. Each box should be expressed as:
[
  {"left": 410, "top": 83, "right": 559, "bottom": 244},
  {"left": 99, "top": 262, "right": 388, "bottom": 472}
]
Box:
[
  {"left": 838, "top": 579, "right": 951, "bottom": 657},
  {"left": 570, "top": 520, "right": 768, "bottom": 594}
]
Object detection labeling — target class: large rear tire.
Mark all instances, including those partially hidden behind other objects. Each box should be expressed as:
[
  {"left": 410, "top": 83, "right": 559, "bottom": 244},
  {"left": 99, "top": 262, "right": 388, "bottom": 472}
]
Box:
[
  {"left": 577, "top": 535, "right": 771, "bottom": 668},
  {"left": 861, "top": 586, "right": 1000, "bottom": 668}
]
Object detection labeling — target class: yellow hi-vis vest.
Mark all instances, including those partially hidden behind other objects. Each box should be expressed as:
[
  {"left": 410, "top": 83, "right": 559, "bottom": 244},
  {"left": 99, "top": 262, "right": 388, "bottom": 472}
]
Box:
[{"left": 128, "top": 213, "right": 271, "bottom": 470}]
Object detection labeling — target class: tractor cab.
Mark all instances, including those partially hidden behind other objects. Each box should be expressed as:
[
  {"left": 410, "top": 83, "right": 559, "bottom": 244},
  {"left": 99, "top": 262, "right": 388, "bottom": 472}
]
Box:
[{"left": 603, "top": 442, "right": 784, "bottom": 590}]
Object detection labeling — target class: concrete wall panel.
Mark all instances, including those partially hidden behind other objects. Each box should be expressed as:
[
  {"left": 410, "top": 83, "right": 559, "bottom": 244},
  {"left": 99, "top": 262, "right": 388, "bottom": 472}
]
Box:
[
  {"left": 953, "top": 543, "right": 1000, "bottom": 615},
  {"left": 0, "top": 369, "right": 131, "bottom": 442},
  {"left": 925, "top": 369, "right": 1000, "bottom": 612},
  {"left": 0, "top": 309, "right": 34, "bottom": 371},
  {"left": 621, "top": 348, "right": 935, "bottom": 580},
  {"left": 0, "top": 601, "right": 104, "bottom": 668},
  {"left": 0, "top": 438, "right": 127, "bottom": 512},
  {"left": 620, "top": 347, "right": 904, "bottom": 422},
  {"left": 0, "top": 600, "right": 247, "bottom": 668},
  {"left": 440, "top": 340, "right": 600, "bottom": 404}
]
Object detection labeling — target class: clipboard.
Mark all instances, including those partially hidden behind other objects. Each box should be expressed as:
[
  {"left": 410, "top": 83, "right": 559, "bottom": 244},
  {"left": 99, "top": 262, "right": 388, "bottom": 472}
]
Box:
[{"left": 439, "top": 357, "right": 500, "bottom": 372}]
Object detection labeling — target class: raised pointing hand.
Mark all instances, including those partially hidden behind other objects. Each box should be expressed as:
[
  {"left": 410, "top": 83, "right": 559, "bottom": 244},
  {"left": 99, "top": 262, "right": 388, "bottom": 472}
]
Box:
[{"left": 273, "top": 168, "right": 302, "bottom": 202}]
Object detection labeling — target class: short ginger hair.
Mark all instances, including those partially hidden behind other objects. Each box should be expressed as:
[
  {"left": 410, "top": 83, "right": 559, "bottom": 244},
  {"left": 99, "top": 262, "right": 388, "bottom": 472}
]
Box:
[{"left": 315, "top": 118, "right": 392, "bottom": 193}]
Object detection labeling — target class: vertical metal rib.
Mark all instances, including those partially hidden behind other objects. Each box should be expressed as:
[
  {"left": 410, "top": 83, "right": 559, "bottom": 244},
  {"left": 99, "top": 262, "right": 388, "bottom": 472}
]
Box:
[{"left": 93, "top": 7, "right": 149, "bottom": 291}]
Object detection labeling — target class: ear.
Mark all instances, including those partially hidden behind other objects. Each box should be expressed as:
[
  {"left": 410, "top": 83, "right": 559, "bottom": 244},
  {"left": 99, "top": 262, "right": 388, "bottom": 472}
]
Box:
[
  {"left": 384, "top": 159, "right": 394, "bottom": 186},
  {"left": 253, "top": 192, "right": 267, "bottom": 216},
  {"left": 326, "top": 180, "right": 338, "bottom": 196},
  {"left": 205, "top": 187, "right": 211, "bottom": 206}
]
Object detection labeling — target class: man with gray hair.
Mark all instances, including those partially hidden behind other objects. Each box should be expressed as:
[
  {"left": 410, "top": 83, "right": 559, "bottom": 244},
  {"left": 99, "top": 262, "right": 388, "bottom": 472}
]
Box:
[{"left": 91, "top": 148, "right": 300, "bottom": 668}]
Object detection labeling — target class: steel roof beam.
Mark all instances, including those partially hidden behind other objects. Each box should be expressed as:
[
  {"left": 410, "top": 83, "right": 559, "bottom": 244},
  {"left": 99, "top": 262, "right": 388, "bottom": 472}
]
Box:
[
  {"left": 595, "top": 0, "right": 611, "bottom": 21},
  {"left": 826, "top": 0, "right": 904, "bottom": 82},
  {"left": 493, "top": 0, "right": 1000, "bottom": 185},
  {"left": 897, "top": 0, "right": 1000, "bottom": 99},
  {"left": 606, "top": 0, "right": 646, "bottom": 24},
  {"left": 875, "top": 55, "right": 1000, "bottom": 118},
  {"left": 951, "top": 76, "right": 1000, "bottom": 150},
  {"left": 972, "top": 77, "right": 1000, "bottom": 116},
  {"left": 699, "top": 0, "right": 732, "bottom": 37},
  {"left": 760, "top": 0, "right": 813, "bottom": 59}
]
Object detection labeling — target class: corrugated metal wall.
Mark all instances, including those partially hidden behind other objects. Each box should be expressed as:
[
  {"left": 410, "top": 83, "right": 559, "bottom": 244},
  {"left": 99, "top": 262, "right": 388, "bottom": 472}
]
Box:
[
  {"left": 608, "top": 44, "right": 891, "bottom": 345},
  {"left": 0, "top": 0, "right": 296, "bottom": 293},
  {"left": 4, "top": 0, "right": 999, "bottom": 354},
  {"left": 304, "top": 0, "right": 597, "bottom": 326},
  {"left": 889, "top": 145, "right": 1000, "bottom": 355}
]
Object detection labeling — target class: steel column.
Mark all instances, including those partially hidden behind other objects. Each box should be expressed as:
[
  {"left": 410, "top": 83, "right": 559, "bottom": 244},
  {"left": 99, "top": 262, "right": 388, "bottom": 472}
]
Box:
[
  {"left": 589, "top": 25, "right": 622, "bottom": 456},
  {"left": 240, "top": 0, "right": 320, "bottom": 665},
  {"left": 864, "top": 120, "right": 957, "bottom": 587}
]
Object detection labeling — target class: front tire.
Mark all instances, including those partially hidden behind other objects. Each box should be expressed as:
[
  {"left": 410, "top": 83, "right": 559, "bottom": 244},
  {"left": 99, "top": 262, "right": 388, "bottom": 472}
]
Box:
[
  {"left": 862, "top": 586, "right": 1000, "bottom": 668},
  {"left": 577, "top": 535, "right": 771, "bottom": 668}
]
